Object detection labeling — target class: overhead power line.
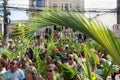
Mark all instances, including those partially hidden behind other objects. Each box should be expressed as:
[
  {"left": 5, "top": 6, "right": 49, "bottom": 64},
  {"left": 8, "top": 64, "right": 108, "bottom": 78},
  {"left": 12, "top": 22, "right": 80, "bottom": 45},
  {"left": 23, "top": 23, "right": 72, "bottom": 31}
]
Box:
[
  {"left": 0, "top": 2, "right": 117, "bottom": 13},
  {"left": 1, "top": 6, "right": 117, "bottom": 13}
]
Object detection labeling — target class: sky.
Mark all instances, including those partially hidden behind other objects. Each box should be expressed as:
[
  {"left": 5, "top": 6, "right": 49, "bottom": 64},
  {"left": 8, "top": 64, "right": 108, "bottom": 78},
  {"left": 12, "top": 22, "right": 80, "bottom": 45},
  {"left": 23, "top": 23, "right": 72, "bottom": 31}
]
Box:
[
  {"left": 0, "top": 0, "right": 29, "bottom": 20},
  {"left": 8, "top": 0, "right": 29, "bottom": 8},
  {"left": 8, "top": 0, "right": 29, "bottom": 20},
  {"left": 85, "top": 0, "right": 117, "bottom": 9}
]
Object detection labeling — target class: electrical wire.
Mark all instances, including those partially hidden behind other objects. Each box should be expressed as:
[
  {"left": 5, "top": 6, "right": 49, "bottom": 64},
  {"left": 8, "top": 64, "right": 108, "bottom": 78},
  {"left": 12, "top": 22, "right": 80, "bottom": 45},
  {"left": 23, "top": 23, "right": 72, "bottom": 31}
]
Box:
[
  {"left": 0, "top": 7, "right": 117, "bottom": 13},
  {"left": 0, "top": 0, "right": 117, "bottom": 13}
]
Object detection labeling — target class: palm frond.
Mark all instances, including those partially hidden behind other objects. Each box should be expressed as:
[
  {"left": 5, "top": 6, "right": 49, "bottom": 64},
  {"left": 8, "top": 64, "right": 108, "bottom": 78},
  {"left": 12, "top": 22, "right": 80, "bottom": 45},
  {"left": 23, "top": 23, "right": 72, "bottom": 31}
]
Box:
[{"left": 34, "top": 10, "right": 120, "bottom": 65}]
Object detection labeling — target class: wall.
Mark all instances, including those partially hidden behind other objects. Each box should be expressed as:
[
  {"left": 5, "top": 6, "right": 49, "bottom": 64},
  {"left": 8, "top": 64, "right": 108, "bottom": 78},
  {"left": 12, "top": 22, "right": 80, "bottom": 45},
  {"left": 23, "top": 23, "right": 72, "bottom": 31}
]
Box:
[{"left": 96, "top": 13, "right": 117, "bottom": 30}]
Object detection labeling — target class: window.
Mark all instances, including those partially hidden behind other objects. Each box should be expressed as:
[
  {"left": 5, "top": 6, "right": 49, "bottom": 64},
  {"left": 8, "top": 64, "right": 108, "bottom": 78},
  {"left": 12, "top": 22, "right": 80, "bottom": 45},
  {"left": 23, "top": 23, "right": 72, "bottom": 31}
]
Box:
[
  {"left": 36, "top": 0, "right": 43, "bottom": 7},
  {"left": 76, "top": 4, "right": 80, "bottom": 11},
  {"left": 32, "top": 0, "right": 36, "bottom": 7},
  {"left": 62, "top": 3, "right": 64, "bottom": 9},
  {"left": 65, "top": 3, "right": 69, "bottom": 10},
  {"left": 70, "top": 4, "right": 72, "bottom": 8},
  {"left": 54, "top": 25, "right": 57, "bottom": 30},
  {"left": 53, "top": 4, "right": 57, "bottom": 8}
]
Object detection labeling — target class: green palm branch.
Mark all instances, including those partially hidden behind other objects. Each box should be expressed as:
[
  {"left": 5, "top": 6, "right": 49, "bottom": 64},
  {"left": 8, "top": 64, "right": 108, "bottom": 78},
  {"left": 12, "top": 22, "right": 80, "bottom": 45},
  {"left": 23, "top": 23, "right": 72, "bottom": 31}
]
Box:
[
  {"left": 0, "top": 32, "right": 2, "bottom": 40},
  {"left": 33, "top": 10, "right": 120, "bottom": 66},
  {"left": 60, "top": 63, "right": 75, "bottom": 80},
  {"left": 12, "top": 23, "right": 25, "bottom": 39},
  {"left": 12, "top": 23, "right": 34, "bottom": 40}
]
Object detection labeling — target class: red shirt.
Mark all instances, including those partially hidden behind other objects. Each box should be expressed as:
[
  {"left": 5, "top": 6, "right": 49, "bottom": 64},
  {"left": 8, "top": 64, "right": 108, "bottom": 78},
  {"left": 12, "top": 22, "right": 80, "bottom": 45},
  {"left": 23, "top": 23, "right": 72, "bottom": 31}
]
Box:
[{"left": 46, "top": 77, "right": 52, "bottom": 80}]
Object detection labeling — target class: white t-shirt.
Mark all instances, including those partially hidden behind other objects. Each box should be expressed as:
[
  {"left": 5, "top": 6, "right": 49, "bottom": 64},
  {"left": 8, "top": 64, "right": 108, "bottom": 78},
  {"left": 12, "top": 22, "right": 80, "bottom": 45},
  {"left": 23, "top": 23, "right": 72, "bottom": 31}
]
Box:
[
  {"left": 66, "top": 61, "right": 76, "bottom": 69},
  {"left": 115, "top": 74, "right": 120, "bottom": 80},
  {"left": 0, "top": 68, "right": 6, "bottom": 75}
]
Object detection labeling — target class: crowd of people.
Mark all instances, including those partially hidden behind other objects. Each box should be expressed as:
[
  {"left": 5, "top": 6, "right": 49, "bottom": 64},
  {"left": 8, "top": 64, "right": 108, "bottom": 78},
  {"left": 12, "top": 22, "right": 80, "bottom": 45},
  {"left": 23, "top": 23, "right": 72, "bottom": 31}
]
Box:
[{"left": 0, "top": 28, "right": 119, "bottom": 80}]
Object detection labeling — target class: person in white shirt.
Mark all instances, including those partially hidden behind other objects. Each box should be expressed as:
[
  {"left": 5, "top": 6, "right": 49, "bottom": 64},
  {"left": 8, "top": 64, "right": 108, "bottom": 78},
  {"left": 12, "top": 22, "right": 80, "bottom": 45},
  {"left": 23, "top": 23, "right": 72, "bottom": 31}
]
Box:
[
  {"left": 0, "top": 60, "right": 6, "bottom": 75},
  {"left": 66, "top": 54, "right": 76, "bottom": 70},
  {"left": 115, "top": 74, "right": 120, "bottom": 80},
  {"left": 115, "top": 68, "right": 120, "bottom": 80}
]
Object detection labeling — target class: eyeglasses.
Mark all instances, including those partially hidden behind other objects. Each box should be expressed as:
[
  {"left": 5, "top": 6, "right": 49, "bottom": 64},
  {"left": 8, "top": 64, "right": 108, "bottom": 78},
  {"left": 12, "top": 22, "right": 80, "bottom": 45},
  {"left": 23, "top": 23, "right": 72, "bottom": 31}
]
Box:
[{"left": 47, "top": 70, "right": 53, "bottom": 72}]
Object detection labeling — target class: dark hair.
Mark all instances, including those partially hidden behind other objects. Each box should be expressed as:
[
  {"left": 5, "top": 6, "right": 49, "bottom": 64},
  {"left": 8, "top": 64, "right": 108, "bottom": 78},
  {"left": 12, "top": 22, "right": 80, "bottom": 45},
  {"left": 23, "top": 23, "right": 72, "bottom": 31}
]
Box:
[
  {"left": 1, "top": 54, "right": 10, "bottom": 63},
  {"left": 11, "top": 59, "right": 20, "bottom": 67},
  {"left": 62, "top": 58, "right": 68, "bottom": 63},
  {"left": 1, "top": 54, "right": 8, "bottom": 60},
  {"left": 65, "top": 47, "right": 68, "bottom": 49},
  {"left": 81, "top": 51, "right": 84, "bottom": 57},
  {"left": 39, "top": 52, "right": 46, "bottom": 60},
  {"left": 0, "top": 60, "right": 6, "bottom": 67}
]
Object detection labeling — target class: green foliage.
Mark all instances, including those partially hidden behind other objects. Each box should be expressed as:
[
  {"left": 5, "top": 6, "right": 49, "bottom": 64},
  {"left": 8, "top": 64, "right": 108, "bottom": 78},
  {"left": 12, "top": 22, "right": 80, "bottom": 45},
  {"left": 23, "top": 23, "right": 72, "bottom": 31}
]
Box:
[
  {"left": 60, "top": 63, "right": 75, "bottom": 80},
  {"left": 3, "top": 9, "right": 119, "bottom": 80},
  {"left": 82, "top": 44, "right": 97, "bottom": 80},
  {"left": 3, "top": 35, "right": 32, "bottom": 61},
  {"left": 32, "top": 47, "right": 46, "bottom": 76},
  {"left": 15, "top": 39, "right": 31, "bottom": 56},
  {"left": 61, "top": 34, "right": 66, "bottom": 40},
  {"left": 56, "top": 26, "right": 62, "bottom": 32},
  {"left": 47, "top": 41, "right": 57, "bottom": 55},
  {"left": 12, "top": 23, "right": 30, "bottom": 39},
  {"left": 86, "top": 39, "right": 103, "bottom": 51},
  {"left": 3, "top": 49, "right": 14, "bottom": 61},
  {"left": 35, "top": 10, "right": 120, "bottom": 66},
  {"left": 0, "top": 32, "right": 2, "bottom": 40},
  {"left": 102, "top": 61, "right": 118, "bottom": 79},
  {"left": 74, "top": 42, "right": 81, "bottom": 53}
]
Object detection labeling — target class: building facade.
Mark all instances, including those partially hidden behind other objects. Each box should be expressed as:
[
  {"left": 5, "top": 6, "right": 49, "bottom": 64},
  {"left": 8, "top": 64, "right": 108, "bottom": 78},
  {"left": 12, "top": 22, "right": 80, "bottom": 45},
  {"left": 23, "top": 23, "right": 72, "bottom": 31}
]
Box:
[
  {"left": 30, "top": 0, "right": 84, "bottom": 11},
  {"left": 29, "top": 0, "right": 84, "bottom": 35},
  {"left": 46, "top": 0, "right": 84, "bottom": 11}
]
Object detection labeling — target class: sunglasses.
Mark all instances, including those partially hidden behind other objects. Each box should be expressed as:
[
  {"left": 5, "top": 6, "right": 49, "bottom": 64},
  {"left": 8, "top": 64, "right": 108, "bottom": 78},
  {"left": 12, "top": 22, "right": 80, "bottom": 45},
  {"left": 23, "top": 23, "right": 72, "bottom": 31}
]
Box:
[
  {"left": 69, "top": 57, "right": 73, "bottom": 60},
  {"left": 10, "top": 62, "right": 16, "bottom": 65},
  {"left": 47, "top": 70, "right": 53, "bottom": 72}
]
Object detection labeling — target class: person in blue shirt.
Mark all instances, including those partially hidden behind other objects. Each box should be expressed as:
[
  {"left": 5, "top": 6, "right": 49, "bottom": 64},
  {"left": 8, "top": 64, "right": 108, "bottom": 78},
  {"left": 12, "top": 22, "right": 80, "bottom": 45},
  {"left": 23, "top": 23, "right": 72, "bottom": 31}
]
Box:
[{"left": 2, "top": 59, "right": 25, "bottom": 80}]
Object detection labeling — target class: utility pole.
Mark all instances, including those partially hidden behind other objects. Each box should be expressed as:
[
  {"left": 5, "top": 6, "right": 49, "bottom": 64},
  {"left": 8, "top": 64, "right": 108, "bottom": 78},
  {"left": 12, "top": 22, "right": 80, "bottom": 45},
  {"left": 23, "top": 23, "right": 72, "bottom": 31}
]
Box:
[
  {"left": 3, "top": 0, "right": 10, "bottom": 49},
  {"left": 117, "top": 0, "right": 120, "bottom": 24}
]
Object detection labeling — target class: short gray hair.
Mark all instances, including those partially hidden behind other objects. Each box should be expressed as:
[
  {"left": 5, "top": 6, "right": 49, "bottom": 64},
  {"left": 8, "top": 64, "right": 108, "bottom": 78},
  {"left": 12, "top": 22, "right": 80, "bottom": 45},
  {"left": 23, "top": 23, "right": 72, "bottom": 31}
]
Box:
[
  {"left": 47, "top": 64, "right": 56, "bottom": 70},
  {"left": 25, "top": 66, "right": 39, "bottom": 80}
]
